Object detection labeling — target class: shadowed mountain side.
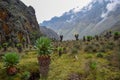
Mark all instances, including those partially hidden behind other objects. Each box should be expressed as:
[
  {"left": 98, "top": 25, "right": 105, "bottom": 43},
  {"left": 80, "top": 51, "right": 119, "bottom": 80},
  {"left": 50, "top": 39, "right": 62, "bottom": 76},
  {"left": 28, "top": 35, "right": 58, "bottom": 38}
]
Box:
[
  {"left": 40, "top": 26, "right": 59, "bottom": 40},
  {"left": 0, "top": 0, "right": 42, "bottom": 44},
  {"left": 109, "top": 21, "right": 120, "bottom": 31}
]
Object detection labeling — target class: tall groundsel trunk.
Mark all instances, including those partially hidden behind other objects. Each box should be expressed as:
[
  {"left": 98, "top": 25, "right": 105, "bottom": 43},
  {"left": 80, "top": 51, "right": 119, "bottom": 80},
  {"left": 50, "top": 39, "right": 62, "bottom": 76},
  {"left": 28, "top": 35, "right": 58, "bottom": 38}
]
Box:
[{"left": 38, "top": 55, "right": 51, "bottom": 79}]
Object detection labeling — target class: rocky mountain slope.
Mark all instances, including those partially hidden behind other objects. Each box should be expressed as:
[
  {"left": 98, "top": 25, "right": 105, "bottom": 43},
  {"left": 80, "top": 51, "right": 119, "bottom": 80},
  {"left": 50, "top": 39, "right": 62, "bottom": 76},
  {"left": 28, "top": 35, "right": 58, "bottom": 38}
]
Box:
[
  {"left": 40, "top": 26, "right": 59, "bottom": 40},
  {"left": 0, "top": 0, "right": 41, "bottom": 44},
  {"left": 41, "top": 0, "right": 120, "bottom": 40},
  {"left": 110, "top": 20, "right": 120, "bottom": 31}
]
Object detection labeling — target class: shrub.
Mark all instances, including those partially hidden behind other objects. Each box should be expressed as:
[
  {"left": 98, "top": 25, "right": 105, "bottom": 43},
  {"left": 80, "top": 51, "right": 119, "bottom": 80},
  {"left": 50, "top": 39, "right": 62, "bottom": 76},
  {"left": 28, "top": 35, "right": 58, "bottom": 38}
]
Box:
[
  {"left": 87, "top": 36, "right": 93, "bottom": 41},
  {"left": 85, "top": 54, "right": 93, "bottom": 59},
  {"left": 106, "top": 42, "right": 114, "bottom": 50},
  {"left": 74, "top": 44, "right": 80, "bottom": 49},
  {"left": 114, "top": 31, "right": 120, "bottom": 40},
  {"left": 74, "top": 34, "right": 79, "bottom": 41},
  {"left": 57, "top": 47, "right": 63, "bottom": 51},
  {"left": 2, "top": 52, "right": 20, "bottom": 67},
  {"left": 35, "top": 37, "right": 53, "bottom": 77},
  {"left": 89, "top": 61, "right": 97, "bottom": 70},
  {"left": 83, "top": 36, "right": 86, "bottom": 41},
  {"left": 96, "top": 53, "right": 104, "bottom": 58},
  {"left": 2, "top": 42, "right": 8, "bottom": 51},
  {"left": 57, "top": 47, "right": 63, "bottom": 56},
  {"left": 21, "top": 71, "right": 30, "bottom": 80},
  {"left": 84, "top": 45, "right": 97, "bottom": 53},
  {"left": 60, "top": 35, "right": 63, "bottom": 42},
  {"left": 2, "top": 42, "right": 8, "bottom": 47},
  {"left": 114, "top": 31, "right": 120, "bottom": 36},
  {"left": 16, "top": 43, "right": 22, "bottom": 47},
  {"left": 16, "top": 43, "right": 22, "bottom": 53},
  {"left": 99, "top": 45, "right": 107, "bottom": 53},
  {"left": 71, "top": 47, "right": 78, "bottom": 55},
  {"left": 0, "top": 45, "right": 2, "bottom": 50},
  {"left": 35, "top": 37, "right": 53, "bottom": 55}
]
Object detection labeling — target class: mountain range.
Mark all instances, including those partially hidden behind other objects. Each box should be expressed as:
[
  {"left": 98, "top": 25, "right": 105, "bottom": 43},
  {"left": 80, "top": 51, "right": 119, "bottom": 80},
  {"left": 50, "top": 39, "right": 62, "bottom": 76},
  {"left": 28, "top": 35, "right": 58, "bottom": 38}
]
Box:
[{"left": 41, "top": 0, "right": 120, "bottom": 40}]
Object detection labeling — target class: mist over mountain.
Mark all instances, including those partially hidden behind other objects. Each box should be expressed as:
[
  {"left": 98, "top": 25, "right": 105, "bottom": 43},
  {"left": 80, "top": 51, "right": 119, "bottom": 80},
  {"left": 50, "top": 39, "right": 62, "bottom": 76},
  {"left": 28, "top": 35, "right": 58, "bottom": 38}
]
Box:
[{"left": 41, "top": 0, "right": 120, "bottom": 40}]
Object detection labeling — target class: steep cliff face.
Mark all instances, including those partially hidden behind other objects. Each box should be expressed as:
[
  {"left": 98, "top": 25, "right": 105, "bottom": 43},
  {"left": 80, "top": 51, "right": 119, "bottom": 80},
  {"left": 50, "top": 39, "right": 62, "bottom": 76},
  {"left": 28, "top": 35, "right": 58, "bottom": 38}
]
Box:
[{"left": 0, "top": 0, "right": 41, "bottom": 44}]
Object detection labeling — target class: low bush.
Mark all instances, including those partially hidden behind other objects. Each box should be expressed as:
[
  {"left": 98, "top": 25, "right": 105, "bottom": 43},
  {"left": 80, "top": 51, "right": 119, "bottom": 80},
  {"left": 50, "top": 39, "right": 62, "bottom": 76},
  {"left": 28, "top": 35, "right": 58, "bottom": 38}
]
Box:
[
  {"left": 71, "top": 47, "right": 78, "bottom": 55},
  {"left": 96, "top": 53, "right": 104, "bottom": 58},
  {"left": 2, "top": 52, "right": 20, "bottom": 67}
]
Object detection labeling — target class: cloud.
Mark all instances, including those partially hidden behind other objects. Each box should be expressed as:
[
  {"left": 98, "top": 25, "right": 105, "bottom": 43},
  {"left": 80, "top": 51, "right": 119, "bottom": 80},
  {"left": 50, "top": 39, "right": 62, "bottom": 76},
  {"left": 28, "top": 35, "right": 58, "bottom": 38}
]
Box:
[
  {"left": 21, "top": 0, "right": 92, "bottom": 23},
  {"left": 107, "top": 0, "right": 120, "bottom": 11},
  {"left": 101, "top": 0, "right": 120, "bottom": 18}
]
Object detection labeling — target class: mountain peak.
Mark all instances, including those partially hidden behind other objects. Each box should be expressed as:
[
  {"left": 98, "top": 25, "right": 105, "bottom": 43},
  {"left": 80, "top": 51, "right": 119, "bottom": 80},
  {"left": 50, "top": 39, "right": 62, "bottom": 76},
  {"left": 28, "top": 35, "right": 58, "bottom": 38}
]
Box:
[{"left": 41, "top": 0, "right": 120, "bottom": 40}]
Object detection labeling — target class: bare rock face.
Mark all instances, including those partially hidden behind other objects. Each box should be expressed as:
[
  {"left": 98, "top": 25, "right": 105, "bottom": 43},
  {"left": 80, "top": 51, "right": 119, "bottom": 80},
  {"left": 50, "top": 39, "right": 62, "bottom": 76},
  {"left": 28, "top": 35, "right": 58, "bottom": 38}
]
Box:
[{"left": 0, "top": 0, "right": 41, "bottom": 45}]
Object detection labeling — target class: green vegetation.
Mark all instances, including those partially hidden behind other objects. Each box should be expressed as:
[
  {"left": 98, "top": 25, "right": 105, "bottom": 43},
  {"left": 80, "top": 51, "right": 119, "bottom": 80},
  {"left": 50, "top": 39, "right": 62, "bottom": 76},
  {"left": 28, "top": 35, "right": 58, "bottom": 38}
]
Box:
[
  {"left": 60, "top": 35, "right": 63, "bottom": 42},
  {"left": 16, "top": 43, "right": 22, "bottom": 48},
  {"left": 35, "top": 37, "right": 53, "bottom": 79},
  {"left": 114, "top": 31, "right": 120, "bottom": 40},
  {"left": 0, "top": 32, "right": 120, "bottom": 80},
  {"left": 2, "top": 52, "right": 20, "bottom": 67},
  {"left": 0, "top": 45, "right": 2, "bottom": 50},
  {"left": 89, "top": 61, "right": 97, "bottom": 70},
  {"left": 35, "top": 37, "right": 53, "bottom": 55},
  {"left": 96, "top": 52, "right": 104, "bottom": 58},
  {"left": 2, "top": 52, "right": 20, "bottom": 75},
  {"left": 114, "top": 31, "right": 120, "bottom": 36},
  {"left": 86, "top": 36, "right": 93, "bottom": 41},
  {"left": 2, "top": 42, "right": 8, "bottom": 51},
  {"left": 3, "top": 42, "right": 8, "bottom": 47},
  {"left": 71, "top": 47, "right": 78, "bottom": 55},
  {"left": 74, "top": 34, "right": 79, "bottom": 41},
  {"left": 57, "top": 46, "right": 64, "bottom": 56},
  {"left": 21, "top": 71, "right": 30, "bottom": 80},
  {"left": 16, "top": 43, "right": 22, "bottom": 53}
]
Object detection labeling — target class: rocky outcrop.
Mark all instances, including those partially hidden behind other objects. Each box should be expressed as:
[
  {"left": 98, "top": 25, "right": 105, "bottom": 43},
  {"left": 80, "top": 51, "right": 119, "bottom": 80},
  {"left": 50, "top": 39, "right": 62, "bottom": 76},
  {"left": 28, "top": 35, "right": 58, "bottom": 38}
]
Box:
[{"left": 0, "top": 0, "right": 41, "bottom": 45}]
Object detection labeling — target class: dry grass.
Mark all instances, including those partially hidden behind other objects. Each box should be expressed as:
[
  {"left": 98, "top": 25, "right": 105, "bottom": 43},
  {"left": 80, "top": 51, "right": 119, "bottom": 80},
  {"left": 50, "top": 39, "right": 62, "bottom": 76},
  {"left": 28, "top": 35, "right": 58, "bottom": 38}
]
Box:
[{"left": 0, "top": 37, "right": 120, "bottom": 80}]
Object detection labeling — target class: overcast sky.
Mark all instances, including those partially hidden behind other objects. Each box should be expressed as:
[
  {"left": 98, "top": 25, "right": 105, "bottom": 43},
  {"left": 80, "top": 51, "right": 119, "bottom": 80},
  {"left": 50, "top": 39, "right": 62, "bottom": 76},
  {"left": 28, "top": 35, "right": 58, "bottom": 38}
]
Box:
[{"left": 20, "top": 0, "right": 92, "bottom": 23}]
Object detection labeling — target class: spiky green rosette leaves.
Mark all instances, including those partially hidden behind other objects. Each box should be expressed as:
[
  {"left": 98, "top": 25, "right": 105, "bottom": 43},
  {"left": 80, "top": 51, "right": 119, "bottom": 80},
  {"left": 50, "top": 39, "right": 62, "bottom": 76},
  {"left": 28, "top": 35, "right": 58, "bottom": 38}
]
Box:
[
  {"left": 2, "top": 52, "right": 20, "bottom": 67},
  {"left": 114, "top": 31, "right": 120, "bottom": 36},
  {"left": 35, "top": 37, "right": 53, "bottom": 55}
]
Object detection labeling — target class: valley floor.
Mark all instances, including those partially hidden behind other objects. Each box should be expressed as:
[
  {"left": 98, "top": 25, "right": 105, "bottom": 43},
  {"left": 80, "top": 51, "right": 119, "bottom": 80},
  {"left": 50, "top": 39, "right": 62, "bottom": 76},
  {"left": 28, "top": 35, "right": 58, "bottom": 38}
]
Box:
[{"left": 0, "top": 37, "right": 120, "bottom": 80}]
